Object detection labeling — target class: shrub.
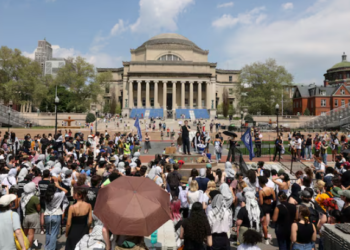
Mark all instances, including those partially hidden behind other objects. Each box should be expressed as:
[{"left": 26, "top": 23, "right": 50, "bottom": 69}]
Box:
[{"left": 86, "top": 113, "right": 96, "bottom": 123}]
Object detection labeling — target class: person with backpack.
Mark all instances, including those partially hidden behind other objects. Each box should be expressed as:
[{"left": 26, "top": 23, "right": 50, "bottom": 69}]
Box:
[
  {"left": 299, "top": 189, "right": 323, "bottom": 229},
  {"left": 291, "top": 205, "right": 316, "bottom": 250},
  {"left": 178, "top": 176, "right": 189, "bottom": 218},
  {"left": 167, "top": 163, "right": 182, "bottom": 197}
]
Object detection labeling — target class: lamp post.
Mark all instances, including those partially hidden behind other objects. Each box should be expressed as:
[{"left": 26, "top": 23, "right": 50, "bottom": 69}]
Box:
[
  {"left": 54, "top": 95, "right": 59, "bottom": 136},
  {"left": 340, "top": 115, "right": 342, "bottom": 128},
  {"left": 240, "top": 111, "right": 244, "bottom": 135},
  {"left": 7, "top": 109, "right": 11, "bottom": 132},
  {"left": 95, "top": 110, "right": 98, "bottom": 135},
  {"left": 275, "top": 104, "right": 280, "bottom": 137}
]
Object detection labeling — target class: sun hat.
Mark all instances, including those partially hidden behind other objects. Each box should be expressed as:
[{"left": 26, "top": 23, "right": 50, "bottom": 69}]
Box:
[
  {"left": 338, "top": 190, "right": 350, "bottom": 199},
  {"left": 181, "top": 176, "right": 188, "bottom": 184},
  {"left": 110, "top": 157, "right": 116, "bottom": 162},
  {"left": 331, "top": 186, "right": 342, "bottom": 197},
  {"left": 0, "top": 194, "right": 17, "bottom": 207}
]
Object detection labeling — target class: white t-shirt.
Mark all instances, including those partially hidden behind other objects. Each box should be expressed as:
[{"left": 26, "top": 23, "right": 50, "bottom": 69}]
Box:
[
  {"left": 296, "top": 138, "right": 302, "bottom": 149},
  {"left": 237, "top": 244, "right": 261, "bottom": 250}
]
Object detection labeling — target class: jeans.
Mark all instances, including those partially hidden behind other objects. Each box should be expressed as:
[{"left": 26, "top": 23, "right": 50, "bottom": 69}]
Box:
[
  {"left": 273, "top": 148, "right": 281, "bottom": 161},
  {"left": 255, "top": 143, "right": 261, "bottom": 157},
  {"left": 322, "top": 153, "right": 327, "bottom": 165},
  {"left": 291, "top": 242, "right": 314, "bottom": 250},
  {"left": 182, "top": 138, "right": 190, "bottom": 154},
  {"left": 275, "top": 227, "right": 290, "bottom": 250},
  {"left": 45, "top": 215, "right": 61, "bottom": 250},
  {"left": 216, "top": 152, "right": 222, "bottom": 162},
  {"left": 305, "top": 145, "right": 312, "bottom": 159}
]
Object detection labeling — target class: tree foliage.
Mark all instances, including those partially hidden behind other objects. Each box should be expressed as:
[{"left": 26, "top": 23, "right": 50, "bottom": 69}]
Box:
[
  {"left": 216, "top": 103, "right": 223, "bottom": 114},
  {"left": 110, "top": 87, "right": 117, "bottom": 115},
  {"left": 303, "top": 108, "right": 310, "bottom": 116},
  {"left": 238, "top": 58, "right": 293, "bottom": 115},
  {"left": 54, "top": 56, "right": 112, "bottom": 112},
  {"left": 86, "top": 113, "right": 96, "bottom": 123},
  {"left": 244, "top": 114, "right": 254, "bottom": 122},
  {"left": 222, "top": 87, "right": 229, "bottom": 118},
  {"left": 228, "top": 105, "right": 236, "bottom": 116},
  {"left": 0, "top": 46, "right": 49, "bottom": 107}
]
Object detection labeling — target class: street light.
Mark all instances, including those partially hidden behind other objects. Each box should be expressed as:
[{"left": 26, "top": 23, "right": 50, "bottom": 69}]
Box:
[
  {"left": 7, "top": 109, "right": 11, "bottom": 133},
  {"left": 240, "top": 111, "right": 244, "bottom": 135},
  {"left": 54, "top": 95, "right": 59, "bottom": 135},
  {"left": 275, "top": 104, "right": 280, "bottom": 137},
  {"left": 95, "top": 110, "right": 98, "bottom": 135}
]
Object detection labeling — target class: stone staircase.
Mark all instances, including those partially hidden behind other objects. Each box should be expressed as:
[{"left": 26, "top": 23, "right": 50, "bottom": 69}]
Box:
[
  {"left": 189, "top": 110, "right": 196, "bottom": 120},
  {"left": 0, "top": 103, "right": 33, "bottom": 128}
]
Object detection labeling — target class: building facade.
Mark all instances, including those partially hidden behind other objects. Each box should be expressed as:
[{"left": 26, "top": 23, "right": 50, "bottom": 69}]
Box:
[
  {"left": 44, "top": 58, "right": 66, "bottom": 77},
  {"left": 97, "top": 33, "right": 240, "bottom": 119},
  {"left": 293, "top": 53, "right": 350, "bottom": 116},
  {"left": 34, "top": 39, "right": 53, "bottom": 73}
]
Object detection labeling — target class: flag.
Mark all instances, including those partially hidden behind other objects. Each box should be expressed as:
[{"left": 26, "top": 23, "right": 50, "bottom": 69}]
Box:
[
  {"left": 134, "top": 117, "right": 142, "bottom": 142},
  {"left": 241, "top": 127, "right": 255, "bottom": 160}
]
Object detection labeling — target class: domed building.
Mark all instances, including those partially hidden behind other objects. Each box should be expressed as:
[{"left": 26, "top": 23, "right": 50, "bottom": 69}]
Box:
[
  {"left": 293, "top": 53, "right": 350, "bottom": 116},
  {"left": 96, "top": 33, "right": 240, "bottom": 119}
]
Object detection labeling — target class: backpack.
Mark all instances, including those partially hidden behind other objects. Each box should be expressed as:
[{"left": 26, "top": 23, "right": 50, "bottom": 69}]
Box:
[
  {"left": 178, "top": 186, "right": 189, "bottom": 208},
  {"left": 301, "top": 202, "right": 319, "bottom": 228},
  {"left": 167, "top": 172, "right": 180, "bottom": 187}
]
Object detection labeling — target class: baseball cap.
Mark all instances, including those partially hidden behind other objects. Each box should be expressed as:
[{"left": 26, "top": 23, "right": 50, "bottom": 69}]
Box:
[
  {"left": 0, "top": 194, "right": 17, "bottom": 207},
  {"left": 338, "top": 190, "right": 350, "bottom": 199},
  {"left": 206, "top": 163, "right": 212, "bottom": 169},
  {"left": 300, "top": 190, "right": 312, "bottom": 198},
  {"left": 277, "top": 169, "right": 285, "bottom": 175}
]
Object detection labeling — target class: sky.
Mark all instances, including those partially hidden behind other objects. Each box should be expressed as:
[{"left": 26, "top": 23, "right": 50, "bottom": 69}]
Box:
[{"left": 1, "top": 0, "right": 350, "bottom": 85}]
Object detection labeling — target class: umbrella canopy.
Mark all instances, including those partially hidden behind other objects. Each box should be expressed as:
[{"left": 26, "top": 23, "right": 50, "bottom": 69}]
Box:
[
  {"left": 341, "top": 148, "right": 350, "bottom": 154},
  {"left": 223, "top": 131, "right": 238, "bottom": 137},
  {"left": 94, "top": 176, "right": 171, "bottom": 236}
]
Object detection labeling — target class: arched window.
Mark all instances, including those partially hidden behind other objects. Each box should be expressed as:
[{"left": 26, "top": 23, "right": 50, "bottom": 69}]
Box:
[{"left": 157, "top": 54, "right": 182, "bottom": 61}]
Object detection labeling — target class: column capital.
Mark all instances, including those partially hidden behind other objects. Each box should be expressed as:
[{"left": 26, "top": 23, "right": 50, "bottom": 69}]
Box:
[
  {"left": 136, "top": 80, "right": 142, "bottom": 83},
  {"left": 181, "top": 81, "right": 186, "bottom": 84},
  {"left": 189, "top": 81, "right": 194, "bottom": 84},
  {"left": 145, "top": 80, "right": 150, "bottom": 84},
  {"left": 129, "top": 80, "right": 134, "bottom": 84}
]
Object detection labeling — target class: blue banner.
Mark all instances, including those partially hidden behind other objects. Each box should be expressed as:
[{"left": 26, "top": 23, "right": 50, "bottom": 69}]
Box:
[
  {"left": 241, "top": 128, "right": 255, "bottom": 160},
  {"left": 134, "top": 117, "right": 142, "bottom": 142}
]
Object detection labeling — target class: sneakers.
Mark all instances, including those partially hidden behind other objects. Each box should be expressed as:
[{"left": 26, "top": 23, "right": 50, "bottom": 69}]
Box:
[
  {"left": 33, "top": 239, "right": 39, "bottom": 247},
  {"left": 265, "top": 239, "right": 270, "bottom": 245},
  {"left": 40, "top": 230, "right": 44, "bottom": 235}
]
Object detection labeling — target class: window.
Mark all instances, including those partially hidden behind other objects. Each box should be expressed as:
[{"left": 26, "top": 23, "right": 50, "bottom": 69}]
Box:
[
  {"left": 150, "top": 98, "right": 154, "bottom": 107},
  {"left": 347, "top": 73, "right": 350, "bottom": 79},
  {"left": 342, "top": 99, "right": 345, "bottom": 106},
  {"left": 134, "top": 99, "right": 137, "bottom": 107},
  {"left": 105, "top": 85, "right": 110, "bottom": 94},
  {"left": 339, "top": 74, "right": 343, "bottom": 79},
  {"left": 185, "top": 99, "right": 188, "bottom": 105},
  {"left": 335, "top": 100, "right": 338, "bottom": 106},
  {"left": 150, "top": 84, "right": 154, "bottom": 91},
  {"left": 321, "top": 99, "right": 326, "bottom": 107},
  {"left": 157, "top": 54, "right": 182, "bottom": 61},
  {"left": 296, "top": 102, "right": 298, "bottom": 108},
  {"left": 142, "top": 99, "right": 145, "bottom": 106},
  {"left": 229, "top": 88, "right": 234, "bottom": 95},
  {"left": 321, "top": 112, "right": 326, "bottom": 116},
  {"left": 341, "top": 89, "right": 345, "bottom": 95},
  {"left": 185, "top": 84, "right": 189, "bottom": 91},
  {"left": 229, "top": 76, "right": 232, "bottom": 82},
  {"left": 321, "top": 90, "right": 326, "bottom": 96}
]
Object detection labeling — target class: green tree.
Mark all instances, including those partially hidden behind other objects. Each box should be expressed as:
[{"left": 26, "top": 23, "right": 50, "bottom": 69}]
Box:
[
  {"left": 216, "top": 103, "right": 223, "bottom": 114},
  {"left": 228, "top": 105, "right": 236, "bottom": 116},
  {"left": 304, "top": 108, "right": 310, "bottom": 116},
  {"left": 0, "top": 46, "right": 48, "bottom": 110},
  {"left": 54, "top": 56, "right": 112, "bottom": 112},
  {"left": 86, "top": 113, "right": 96, "bottom": 123},
  {"left": 116, "top": 103, "right": 121, "bottom": 115},
  {"left": 244, "top": 114, "right": 254, "bottom": 123},
  {"left": 109, "top": 88, "right": 117, "bottom": 115},
  {"left": 222, "top": 87, "right": 229, "bottom": 118},
  {"left": 238, "top": 58, "right": 293, "bottom": 115}
]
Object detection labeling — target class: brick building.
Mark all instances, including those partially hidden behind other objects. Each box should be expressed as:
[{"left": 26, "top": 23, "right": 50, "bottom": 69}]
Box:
[{"left": 293, "top": 53, "right": 350, "bottom": 116}]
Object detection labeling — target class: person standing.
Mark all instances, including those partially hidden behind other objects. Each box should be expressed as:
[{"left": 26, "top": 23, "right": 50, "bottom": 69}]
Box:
[
  {"left": 144, "top": 133, "right": 151, "bottom": 154},
  {"left": 273, "top": 136, "right": 282, "bottom": 161},
  {"left": 167, "top": 164, "right": 182, "bottom": 197},
  {"left": 0, "top": 194, "right": 28, "bottom": 250},
  {"left": 65, "top": 188, "right": 92, "bottom": 250},
  {"left": 181, "top": 120, "right": 191, "bottom": 155},
  {"left": 255, "top": 133, "right": 262, "bottom": 158},
  {"left": 227, "top": 136, "right": 237, "bottom": 163},
  {"left": 305, "top": 134, "right": 313, "bottom": 160}
]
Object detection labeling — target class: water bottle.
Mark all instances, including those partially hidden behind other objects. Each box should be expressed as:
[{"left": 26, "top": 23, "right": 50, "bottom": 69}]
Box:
[{"left": 150, "top": 230, "right": 158, "bottom": 249}]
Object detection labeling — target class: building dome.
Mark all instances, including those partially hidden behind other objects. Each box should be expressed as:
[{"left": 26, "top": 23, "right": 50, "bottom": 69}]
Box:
[
  {"left": 136, "top": 33, "right": 204, "bottom": 52},
  {"left": 329, "top": 53, "right": 350, "bottom": 70}
]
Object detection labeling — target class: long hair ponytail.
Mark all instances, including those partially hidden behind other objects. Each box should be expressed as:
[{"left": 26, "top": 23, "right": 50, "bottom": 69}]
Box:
[
  {"left": 299, "top": 206, "right": 310, "bottom": 224},
  {"left": 45, "top": 184, "right": 56, "bottom": 203}
]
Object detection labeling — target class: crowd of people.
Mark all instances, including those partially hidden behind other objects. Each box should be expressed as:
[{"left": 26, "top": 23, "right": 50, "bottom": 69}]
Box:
[{"left": 0, "top": 127, "right": 350, "bottom": 250}]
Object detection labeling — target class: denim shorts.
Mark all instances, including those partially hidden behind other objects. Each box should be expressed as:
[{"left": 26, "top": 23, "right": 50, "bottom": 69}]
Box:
[{"left": 292, "top": 242, "right": 314, "bottom": 250}]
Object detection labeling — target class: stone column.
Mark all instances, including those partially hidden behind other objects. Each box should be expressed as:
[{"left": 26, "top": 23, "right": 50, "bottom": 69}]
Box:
[
  {"left": 211, "top": 77, "right": 216, "bottom": 109},
  {"left": 181, "top": 81, "right": 185, "bottom": 108},
  {"left": 172, "top": 81, "right": 177, "bottom": 110},
  {"left": 146, "top": 80, "right": 150, "bottom": 108},
  {"left": 123, "top": 78, "right": 127, "bottom": 108},
  {"left": 189, "top": 81, "right": 194, "bottom": 109},
  {"left": 129, "top": 80, "right": 133, "bottom": 108},
  {"left": 198, "top": 82, "right": 202, "bottom": 109},
  {"left": 163, "top": 81, "right": 167, "bottom": 110},
  {"left": 206, "top": 81, "right": 211, "bottom": 109},
  {"left": 137, "top": 80, "right": 142, "bottom": 108},
  {"left": 154, "top": 81, "right": 158, "bottom": 108}
]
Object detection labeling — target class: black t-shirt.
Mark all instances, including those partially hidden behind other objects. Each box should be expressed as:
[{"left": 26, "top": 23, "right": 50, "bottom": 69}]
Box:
[
  {"left": 38, "top": 180, "right": 51, "bottom": 206},
  {"left": 229, "top": 140, "right": 237, "bottom": 148},
  {"left": 237, "top": 206, "right": 264, "bottom": 228},
  {"left": 86, "top": 187, "right": 99, "bottom": 210},
  {"left": 17, "top": 180, "right": 30, "bottom": 197},
  {"left": 341, "top": 171, "right": 350, "bottom": 188},
  {"left": 305, "top": 138, "right": 312, "bottom": 146},
  {"left": 182, "top": 125, "right": 190, "bottom": 139},
  {"left": 341, "top": 206, "right": 350, "bottom": 223},
  {"left": 182, "top": 218, "right": 211, "bottom": 250}
]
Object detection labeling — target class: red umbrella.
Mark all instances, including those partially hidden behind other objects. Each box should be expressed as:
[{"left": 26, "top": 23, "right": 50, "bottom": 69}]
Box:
[{"left": 94, "top": 176, "right": 171, "bottom": 236}]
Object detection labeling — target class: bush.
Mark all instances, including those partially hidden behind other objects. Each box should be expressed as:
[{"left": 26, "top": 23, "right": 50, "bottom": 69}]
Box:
[
  {"left": 304, "top": 108, "right": 310, "bottom": 116},
  {"left": 244, "top": 114, "right": 254, "bottom": 123},
  {"left": 228, "top": 105, "right": 236, "bottom": 116},
  {"left": 86, "top": 113, "right": 96, "bottom": 123},
  {"left": 217, "top": 103, "right": 223, "bottom": 114},
  {"left": 116, "top": 103, "right": 121, "bottom": 115}
]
